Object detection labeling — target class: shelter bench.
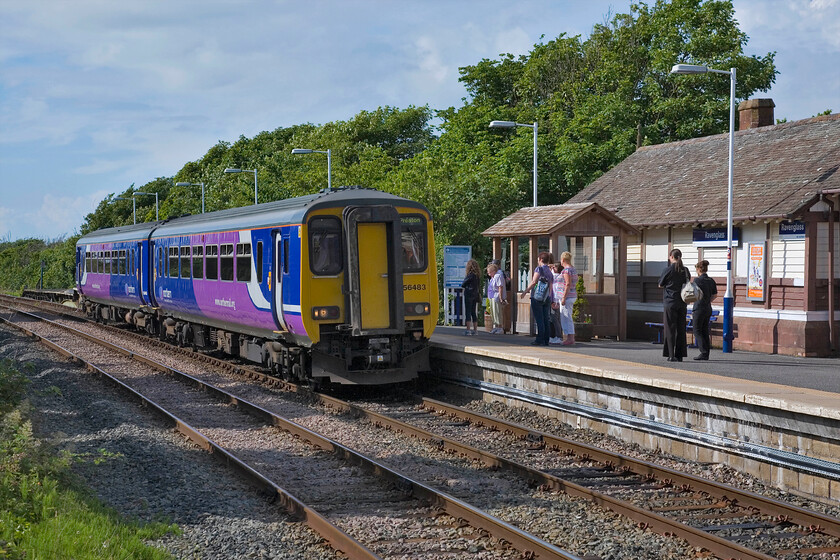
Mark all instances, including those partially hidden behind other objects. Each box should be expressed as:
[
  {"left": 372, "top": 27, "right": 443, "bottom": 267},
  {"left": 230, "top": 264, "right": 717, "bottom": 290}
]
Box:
[{"left": 645, "top": 310, "right": 720, "bottom": 345}]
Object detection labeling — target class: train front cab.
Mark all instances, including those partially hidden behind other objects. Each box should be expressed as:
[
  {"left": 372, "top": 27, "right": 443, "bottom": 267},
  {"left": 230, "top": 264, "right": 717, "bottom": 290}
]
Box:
[{"left": 299, "top": 203, "right": 437, "bottom": 385}]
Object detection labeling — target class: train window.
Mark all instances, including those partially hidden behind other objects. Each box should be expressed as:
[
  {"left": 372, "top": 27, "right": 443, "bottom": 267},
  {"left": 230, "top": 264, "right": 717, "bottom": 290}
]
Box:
[
  {"left": 104, "top": 251, "right": 111, "bottom": 275},
  {"left": 180, "top": 246, "right": 191, "bottom": 278},
  {"left": 85, "top": 254, "right": 91, "bottom": 273},
  {"left": 168, "top": 247, "right": 178, "bottom": 278},
  {"left": 205, "top": 245, "right": 218, "bottom": 280},
  {"left": 283, "top": 239, "right": 289, "bottom": 275},
  {"left": 309, "top": 217, "right": 342, "bottom": 275},
  {"left": 236, "top": 243, "right": 251, "bottom": 282},
  {"left": 220, "top": 244, "right": 234, "bottom": 281},
  {"left": 192, "top": 246, "right": 203, "bottom": 279},
  {"left": 98, "top": 252, "right": 104, "bottom": 273},
  {"left": 256, "top": 241, "right": 263, "bottom": 281},
  {"left": 119, "top": 250, "right": 126, "bottom": 275},
  {"left": 156, "top": 247, "right": 163, "bottom": 278},
  {"left": 400, "top": 215, "right": 427, "bottom": 272}
]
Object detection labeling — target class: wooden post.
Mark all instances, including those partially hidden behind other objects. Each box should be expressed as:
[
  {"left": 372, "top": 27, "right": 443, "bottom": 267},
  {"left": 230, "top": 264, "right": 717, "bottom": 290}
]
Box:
[
  {"left": 493, "top": 237, "right": 502, "bottom": 262},
  {"left": 510, "top": 237, "right": 519, "bottom": 334},
  {"left": 619, "top": 230, "right": 628, "bottom": 341}
]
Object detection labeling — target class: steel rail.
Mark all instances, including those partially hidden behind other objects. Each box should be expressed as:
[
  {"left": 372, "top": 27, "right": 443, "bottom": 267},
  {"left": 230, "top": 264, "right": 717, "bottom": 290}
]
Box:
[
  {"left": 0, "top": 305, "right": 586, "bottom": 560},
  {"left": 0, "top": 308, "right": 380, "bottom": 560},
  {"left": 305, "top": 393, "right": 795, "bottom": 560},
  {"left": 422, "top": 398, "right": 840, "bottom": 540}
]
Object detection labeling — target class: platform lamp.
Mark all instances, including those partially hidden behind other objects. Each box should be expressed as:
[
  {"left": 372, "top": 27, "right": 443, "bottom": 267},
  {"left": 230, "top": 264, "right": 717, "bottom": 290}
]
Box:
[
  {"left": 114, "top": 196, "right": 136, "bottom": 225},
  {"left": 291, "top": 148, "right": 332, "bottom": 191},
  {"left": 223, "top": 167, "right": 258, "bottom": 205},
  {"left": 134, "top": 191, "right": 159, "bottom": 221},
  {"left": 175, "top": 181, "right": 205, "bottom": 213},
  {"left": 489, "top": 120, "right": 538, "bottom": 207},
  {"left": 671, "top": 63, "right": 736, "bottom": 353}
]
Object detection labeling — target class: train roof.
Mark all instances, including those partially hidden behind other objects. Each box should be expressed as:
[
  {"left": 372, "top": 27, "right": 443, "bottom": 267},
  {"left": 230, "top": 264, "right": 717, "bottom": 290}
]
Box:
[{"left": 77, "top": 187, "right": 430, "bottom": 246}]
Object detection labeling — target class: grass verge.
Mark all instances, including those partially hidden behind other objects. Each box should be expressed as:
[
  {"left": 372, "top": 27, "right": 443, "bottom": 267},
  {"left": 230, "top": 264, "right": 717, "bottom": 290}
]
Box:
[{"left": 0, "top": 358, "right": 178, "bottom": 559}]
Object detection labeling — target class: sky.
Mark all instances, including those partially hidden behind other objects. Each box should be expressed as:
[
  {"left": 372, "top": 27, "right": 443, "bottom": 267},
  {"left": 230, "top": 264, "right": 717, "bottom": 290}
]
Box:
[{"left": 1, "top": 0, "right": 839, "bottom": 242}]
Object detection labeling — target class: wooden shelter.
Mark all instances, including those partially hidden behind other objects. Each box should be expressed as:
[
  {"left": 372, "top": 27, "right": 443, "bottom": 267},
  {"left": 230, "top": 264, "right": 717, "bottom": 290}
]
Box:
[{"left": 482, "top": 202, "right": 637, "bottom": 340}]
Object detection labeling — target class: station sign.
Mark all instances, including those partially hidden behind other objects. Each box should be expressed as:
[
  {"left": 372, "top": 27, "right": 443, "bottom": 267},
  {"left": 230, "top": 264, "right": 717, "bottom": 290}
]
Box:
[
  {"left": 692, "top": 227, "right": 740, "bottom": 247},
  {"left": 443, "top": 245, "right": 472, "bottom": 288},
  {"left": 778, "top": 220, "right": 805, "bottom": 240}
]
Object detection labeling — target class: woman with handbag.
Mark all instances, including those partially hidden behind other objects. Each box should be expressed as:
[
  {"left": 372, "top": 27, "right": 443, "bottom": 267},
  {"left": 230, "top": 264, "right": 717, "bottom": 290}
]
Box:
[
  {"left": 658, "top": 248, "right": 690, "bottom": 362},
  {"left": 525, "top": 252, "right": 554, "bottom": 346},
  {"left": 692, "top": 260, "right": 718, "bottom": 360}
]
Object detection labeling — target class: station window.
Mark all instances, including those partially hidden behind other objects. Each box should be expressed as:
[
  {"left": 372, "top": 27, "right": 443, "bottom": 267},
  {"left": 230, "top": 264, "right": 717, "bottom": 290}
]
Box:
[
  {"left": 309, "top": 217, "right": 342, "bottom": 275},
  {"left": 192, "top": 245, "right": 204, "bottom": 279},
  {"left": 206, "top": 245, "right": 219, "bottom": 280},
  {"left": 400, "top": 215, "right": 427, "bottom": 272},
  {"left": 236, "top": 243, "right": 251, "bottom": 282},
  {"left": 180, "top": 246, "right": 191, "bottom": 278}
]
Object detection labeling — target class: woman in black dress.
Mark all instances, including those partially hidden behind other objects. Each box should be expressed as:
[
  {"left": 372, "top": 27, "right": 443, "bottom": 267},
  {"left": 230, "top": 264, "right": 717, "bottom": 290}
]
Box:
[
  {"left": 692, "top": 260, "right": 718, "bottom": 360},
  {"left": 658, "top": 249, "right": 690, "bottom": 362}
]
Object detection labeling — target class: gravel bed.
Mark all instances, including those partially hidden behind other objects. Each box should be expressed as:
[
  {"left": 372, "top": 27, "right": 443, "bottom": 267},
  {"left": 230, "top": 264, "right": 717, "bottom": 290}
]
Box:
[
  {"left": 7, "top": 310, "right": 839, "bottom": 559},
  {"left": 0, "top": 324, "right": 340, "bottom": 560}
]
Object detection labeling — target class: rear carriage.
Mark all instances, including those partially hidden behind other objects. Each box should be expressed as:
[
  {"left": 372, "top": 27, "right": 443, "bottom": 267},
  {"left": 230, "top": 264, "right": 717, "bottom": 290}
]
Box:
[{"left": 76, "top": 187, "right": 437, "bottom": 385}]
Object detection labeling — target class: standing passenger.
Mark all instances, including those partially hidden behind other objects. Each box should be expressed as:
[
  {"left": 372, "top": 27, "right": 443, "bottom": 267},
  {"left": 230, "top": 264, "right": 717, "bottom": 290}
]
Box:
[
  {"left": 486, "top": 263, "right": 506, "bottom": 334},
  {"left": 525, "top": 252, "right": 553, "bottom": 346},
  {"left": 692, "top": 260, "right": 718, "bottom": 360},
  {"left": 549, "top": 263, "right": 564, "bottom": 344},
  {"left": 558, "top": 252, "right": 578, "bottom": 346},
  {"left": 658, "top": 248, "right": 689, "bottom": 362},
  {"left": 460, "top": 259, "right": 480, "bottom": 336}
]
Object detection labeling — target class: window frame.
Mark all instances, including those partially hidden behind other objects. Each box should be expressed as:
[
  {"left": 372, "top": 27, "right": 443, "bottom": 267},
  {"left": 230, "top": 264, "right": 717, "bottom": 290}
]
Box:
[
  {"left": 236, "top": 242, "right": 251, "bottom": 282},
  {"left": 308, "top": 216, "right": 343, "bottom": 276},
  {"left": 220, "top": 243, "right": 234, "bottom": 282},
  {"left": 205, "top": 245, "right": 219, "bottom": 280},
  {"left": 400, "top": 214, "right": 428, "bottom": 273},
  {"left": 192, "top": 245, "right": 204, "bottom": 279}
]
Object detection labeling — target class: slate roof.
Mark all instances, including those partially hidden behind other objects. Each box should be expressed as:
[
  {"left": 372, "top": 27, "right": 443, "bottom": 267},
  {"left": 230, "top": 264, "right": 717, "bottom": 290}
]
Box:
[
  {"left": 481, "top": 202, "right": 636, "bottom": 237},
  {"left": 568, "top": 114, "right": 840, "bottom": 227}
]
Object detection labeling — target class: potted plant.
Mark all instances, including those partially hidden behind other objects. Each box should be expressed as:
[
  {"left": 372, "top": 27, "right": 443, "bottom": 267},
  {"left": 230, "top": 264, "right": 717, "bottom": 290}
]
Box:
[{"left": 573, "top": 275, "right": 593, "bottom": 342}]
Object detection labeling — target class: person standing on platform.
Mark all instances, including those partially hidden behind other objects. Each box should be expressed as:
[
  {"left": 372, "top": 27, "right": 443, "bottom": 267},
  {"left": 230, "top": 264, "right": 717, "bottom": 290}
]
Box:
[
  {"left": 692, "top": 260, "right": 718, "bottom": 360},
  {"left": 658, "top": 248, "right": 690, "bottom": 362},
  {"left": 460, "top": 259, "right": 480, "bottom": 336},
  {"left": 549, "top": 263, "right": 564, "bottom": 344},
  {"left": 486, "top": 262, "right": 507, "bottom": 334},
  {"left": 558, "top": 251, "right": 579, "bottom": 346},
  {"left": 525, "top": 252, "right": 554, "bottom": 346}
]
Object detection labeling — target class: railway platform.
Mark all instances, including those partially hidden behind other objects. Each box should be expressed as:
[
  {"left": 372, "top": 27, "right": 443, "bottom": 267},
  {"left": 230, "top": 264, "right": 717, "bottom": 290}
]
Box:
[{"left": 427, "top": 326, "right": 840, "bottom": 504}]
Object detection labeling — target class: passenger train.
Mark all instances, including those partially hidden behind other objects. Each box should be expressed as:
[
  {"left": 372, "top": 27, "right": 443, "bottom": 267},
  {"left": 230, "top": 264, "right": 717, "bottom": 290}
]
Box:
[{"left": 75, "top": 187, "right": 438, "bottom": 386}]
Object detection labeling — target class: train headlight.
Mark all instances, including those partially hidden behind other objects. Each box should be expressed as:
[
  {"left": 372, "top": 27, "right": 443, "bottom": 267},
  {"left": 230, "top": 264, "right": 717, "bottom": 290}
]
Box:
[
  {"left": 311, "top": 306, "right": 340, "bottom": 320},
  {"left": 404, "top": 302, "right": 430, "bottom": 316}
]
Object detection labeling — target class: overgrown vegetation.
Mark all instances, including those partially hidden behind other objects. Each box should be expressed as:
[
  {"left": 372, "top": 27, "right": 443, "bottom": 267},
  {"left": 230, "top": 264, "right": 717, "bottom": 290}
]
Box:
[
  {"left": 5, "top": 0, "right": 788, "bottom": 289},
  {"left": 0, "top": 358, "right": 177, "bottom": 558}
]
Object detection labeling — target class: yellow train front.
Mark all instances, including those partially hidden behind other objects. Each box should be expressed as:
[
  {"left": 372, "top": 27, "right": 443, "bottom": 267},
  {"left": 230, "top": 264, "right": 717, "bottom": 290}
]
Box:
[{"left": 298, "top": 187, "right": 437, "bottom": 385}]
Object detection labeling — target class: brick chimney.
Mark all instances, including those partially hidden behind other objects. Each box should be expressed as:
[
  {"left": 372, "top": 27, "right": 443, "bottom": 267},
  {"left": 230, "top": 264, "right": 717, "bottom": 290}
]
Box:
[{"left": 738, "top": 98, "right": 775, "bottom": 130}]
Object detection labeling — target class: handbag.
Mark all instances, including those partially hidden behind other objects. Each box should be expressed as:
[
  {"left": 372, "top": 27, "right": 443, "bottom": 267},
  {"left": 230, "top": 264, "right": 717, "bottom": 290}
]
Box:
[
  {"left": 532, "top": 267, "right": 551, "bottom": 303},
  {"left": 681, "top": 275, "right": 703, "bottom": 304}
]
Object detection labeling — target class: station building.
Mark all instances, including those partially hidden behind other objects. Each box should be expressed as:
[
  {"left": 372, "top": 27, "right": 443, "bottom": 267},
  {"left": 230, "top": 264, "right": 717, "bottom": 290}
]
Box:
[{"left": 568, "top": 101, "right": 839, "bottom": 357}]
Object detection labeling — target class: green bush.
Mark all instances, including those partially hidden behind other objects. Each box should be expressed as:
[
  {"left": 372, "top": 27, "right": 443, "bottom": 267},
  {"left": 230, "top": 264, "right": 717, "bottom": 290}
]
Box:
[{"left": 0, "top": 360, "right": 177, "bottom": 559}]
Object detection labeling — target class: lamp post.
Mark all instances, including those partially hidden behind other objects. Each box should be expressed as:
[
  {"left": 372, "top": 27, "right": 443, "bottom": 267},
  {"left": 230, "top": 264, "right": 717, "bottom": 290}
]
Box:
[
  {"left": 175, "top": 181, "right": 205, "bottom": 213},
  {"left": 671, "top": 63, "right": 736, "bottom": 353},
  {"left": 291, "top": 148, "right": 332, "bottom": 191},
  {"left": 114, "top": 196, "right": 136, "bottom": 224},
  {"left": 134, "top": 191, "right": 159, "bottom": 221},
  {"left": 489, "top": 120, "right": 538, "bottom": 207},
  {"left": 223, "top": 167, "right": 258, "bottom": 205}
]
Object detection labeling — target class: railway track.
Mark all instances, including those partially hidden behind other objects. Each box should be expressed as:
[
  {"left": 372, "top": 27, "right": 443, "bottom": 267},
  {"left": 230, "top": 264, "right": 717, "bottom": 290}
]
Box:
[
  {"left": 2, "top": 293, "right": 839, "bottom": 559},
  {"left": 0, "top": 301, "right": 587, "bottom": 560}
]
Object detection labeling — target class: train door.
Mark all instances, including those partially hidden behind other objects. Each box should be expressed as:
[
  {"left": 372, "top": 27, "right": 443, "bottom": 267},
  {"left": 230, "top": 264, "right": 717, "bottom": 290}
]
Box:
[
  {"left": 343, "top": 206, "right": 404, "bottom": 336},
  {"left": 137, "top": 242, "right": 147, "bottom": 305},
  {"left": 272, "top": 229, "right": 289, "bottom": 331},
  {"left": 76, "top": 247, "right": 83, "bottom": 288}
]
